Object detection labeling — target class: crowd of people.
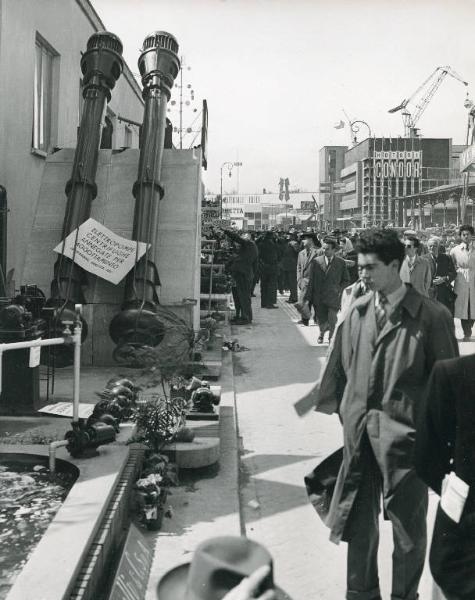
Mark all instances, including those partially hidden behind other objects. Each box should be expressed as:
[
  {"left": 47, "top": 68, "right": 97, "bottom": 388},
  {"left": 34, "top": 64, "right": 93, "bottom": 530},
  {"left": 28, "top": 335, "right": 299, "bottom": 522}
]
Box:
[
  {"left": 206, "top": 223, "right": 475, "bottom": 344},
  {"left": 200, "top": 222, "right": 475, "bottom": 600}
]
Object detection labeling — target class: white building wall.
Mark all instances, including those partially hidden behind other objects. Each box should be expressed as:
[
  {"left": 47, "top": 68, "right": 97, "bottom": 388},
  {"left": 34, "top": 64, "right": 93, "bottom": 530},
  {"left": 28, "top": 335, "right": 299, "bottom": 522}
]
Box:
[{"left": 0, "top": 0, "right": 144, "bottom": 284}]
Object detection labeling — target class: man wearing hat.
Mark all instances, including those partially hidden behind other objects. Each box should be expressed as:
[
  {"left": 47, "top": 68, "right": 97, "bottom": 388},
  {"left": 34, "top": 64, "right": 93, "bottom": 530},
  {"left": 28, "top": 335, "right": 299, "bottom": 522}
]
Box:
[
  {"left": 156, "top": 535, "right": 289, "bottom": 599},
  {"left": 296, "top": 232, "right": 320, "bottom": 325},
  {"left": 258, "top": 231, "right": 279, "bottom": 309},
  {"left": 221, "top": 228, "right": 258, "bottom": 325}
]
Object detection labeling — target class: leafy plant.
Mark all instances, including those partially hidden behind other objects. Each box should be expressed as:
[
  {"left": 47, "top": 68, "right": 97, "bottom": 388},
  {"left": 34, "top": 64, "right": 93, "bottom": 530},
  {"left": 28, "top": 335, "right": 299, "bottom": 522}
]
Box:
[{"left": 128, "top": 395, "right": 187, "bottom": 453}]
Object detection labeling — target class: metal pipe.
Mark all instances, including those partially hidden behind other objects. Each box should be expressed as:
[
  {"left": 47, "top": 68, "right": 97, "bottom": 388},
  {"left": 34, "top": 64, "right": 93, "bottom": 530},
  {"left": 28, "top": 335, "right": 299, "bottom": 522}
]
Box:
[
  {"left": 72, "top": 306, "right": 82, "bottom": 423},
  {"left": 44, "top": 32, "right": 123, "bottom": 366},
  {"left": 0, "top": 337, "right": 65, "bottom": 352},
  {"left": 110, "top": 32, "right": 180, "bottom": 361},
  {"left": 49, "top": 440, "right": 69, "bottom": 475},
  {"left": 0, "top": 186, "right": 7, "bottom": 297}
]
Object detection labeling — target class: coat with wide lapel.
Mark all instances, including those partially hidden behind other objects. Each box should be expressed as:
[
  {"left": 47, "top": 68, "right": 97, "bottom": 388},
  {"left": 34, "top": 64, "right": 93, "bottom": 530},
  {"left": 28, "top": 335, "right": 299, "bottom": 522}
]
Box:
[
  {"left": 317, "top": 286, "right": 459, "bottom": 544},
  {"left": 450, "top": 243, "right": 475, "bottom": 319},
  {"left": 306, "top": 255, "right": 350, "bottom": 309},
  {"left": 296, "top": 247, "right": 319, "bottom": 291}
]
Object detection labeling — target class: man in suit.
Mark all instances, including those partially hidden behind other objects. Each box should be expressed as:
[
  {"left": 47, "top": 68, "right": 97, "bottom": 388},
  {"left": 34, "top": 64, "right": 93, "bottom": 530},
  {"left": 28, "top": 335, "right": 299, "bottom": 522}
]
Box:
[
  {"left": 296, "top": 232, "right": 320, "bottom": 326},
  {"left": 222, "top": 228, "right": 258, "bottom": 325},
  {"left": 415, "top": 353, "right": 475, "bottom": 600},
  {"left": 427, "top": 236, "right": 456, "bottom": 315},
  {"left": 305, "top": 236, "right": 349, "bottom": 343},
  {"left": 316, "top": 228, "right": 458, "bottom": 600},
  {"left": 258, "top": 231, "right": 279, "bottom": 309}
]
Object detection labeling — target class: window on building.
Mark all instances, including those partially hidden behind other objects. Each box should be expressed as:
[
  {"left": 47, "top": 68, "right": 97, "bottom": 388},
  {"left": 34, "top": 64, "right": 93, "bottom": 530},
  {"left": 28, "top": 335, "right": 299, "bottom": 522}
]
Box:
[
  {"left": 124, "top": 126, "right": 132, "bottom": 148},
  {"left": 33, "top": 34, "right": 58, "bottom": 153},
  {"left": 100, "top": 116, "right": 114, "bottom": 149}
]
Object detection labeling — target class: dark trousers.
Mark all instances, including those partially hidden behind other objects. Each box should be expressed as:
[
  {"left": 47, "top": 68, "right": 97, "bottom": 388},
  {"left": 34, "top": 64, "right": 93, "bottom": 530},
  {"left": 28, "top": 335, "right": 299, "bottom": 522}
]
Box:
[
  {"left": 260, "top": 270, "right": 277, "bottom": 307},
  {"left": 232, "top": 287, "right": 241, "bottom": 318},
  {"left": 314, "top": 302, "right": 338, "bottom": 338},
  {"left": 283, "top": 270, "right": 298, "bottom": 302},
  {"left": 461, "top": 300, "right": 474, "bottom": 337},
  {"left": 251, "top": 270, "right": 259, "bottom": 295},
  {"left": 278, "top": 269, "right": 285, "bottom": 293},
  {"left": 234, "top": 272, "right": 252, "bottom": 322},
  {"left": 346, "top": 437, "right": 427, "bottom": 600},
  {"left": 430, "top": 504, "right": 475, "bottom": 600}
]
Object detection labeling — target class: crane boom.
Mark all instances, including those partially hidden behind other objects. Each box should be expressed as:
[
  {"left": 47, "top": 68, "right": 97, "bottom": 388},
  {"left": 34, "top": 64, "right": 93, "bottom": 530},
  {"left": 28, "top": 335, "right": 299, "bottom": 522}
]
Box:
[{"left": 388, "top": 65, "right": 468, "bottom": 136}]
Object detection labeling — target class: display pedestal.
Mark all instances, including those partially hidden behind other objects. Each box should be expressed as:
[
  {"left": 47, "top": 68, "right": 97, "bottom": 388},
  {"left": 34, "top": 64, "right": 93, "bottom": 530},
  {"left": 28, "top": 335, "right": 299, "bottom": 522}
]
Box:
[{"left": 23, "top": 148, "right": 203, "bottom": 366}]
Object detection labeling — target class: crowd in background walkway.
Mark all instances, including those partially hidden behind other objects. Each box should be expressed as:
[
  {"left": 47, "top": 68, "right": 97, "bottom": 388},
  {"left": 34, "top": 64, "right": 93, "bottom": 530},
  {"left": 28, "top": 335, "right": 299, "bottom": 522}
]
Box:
[{"left": 202, "top": 222, "right": 475, "bottom": 600}]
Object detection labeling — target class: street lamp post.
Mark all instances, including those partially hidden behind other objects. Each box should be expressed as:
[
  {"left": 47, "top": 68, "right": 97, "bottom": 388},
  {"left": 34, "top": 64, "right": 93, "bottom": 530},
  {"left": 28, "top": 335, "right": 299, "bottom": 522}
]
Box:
[
  {"left": 349, "top": 119, "right": 372, "bottom": 145},
  {"left": 219, "top": 161, "right": 242, "bottom": 219}
]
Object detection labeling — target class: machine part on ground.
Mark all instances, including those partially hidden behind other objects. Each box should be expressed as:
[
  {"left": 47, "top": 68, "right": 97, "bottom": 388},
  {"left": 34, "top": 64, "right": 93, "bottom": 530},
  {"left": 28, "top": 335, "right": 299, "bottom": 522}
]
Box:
[
  {"left": 109, "top": 32, "right": 180, "bottom": 360},
  {"left": 0, "top": 287, "right": 48, "bottom": 414},
  {"left": 43, "top": 32, "right": 124, "bottom": 366},
  {"left": 134, "top": 474, "right": 166, "bottom": 530},
  {"left": 64, "top": 418, "right": 117, "bottom": 458},
  {"left": 190, "top": 381, "right": 218, "bottom": 414}
]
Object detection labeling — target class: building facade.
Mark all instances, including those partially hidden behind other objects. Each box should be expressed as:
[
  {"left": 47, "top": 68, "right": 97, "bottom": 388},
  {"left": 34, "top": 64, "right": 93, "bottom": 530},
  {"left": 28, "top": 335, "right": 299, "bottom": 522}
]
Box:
[
  {"left": 204, "top": 192, "right": 318, "bottom": 230},
  {"left": 320, "top": 138, "right": 464, "bottom": 228},
  {"left": 0, "top": 0, "right": 144, "bottom": 284},
  {"left": 318, "top": 146, "right": 347, "bottom": 226}
]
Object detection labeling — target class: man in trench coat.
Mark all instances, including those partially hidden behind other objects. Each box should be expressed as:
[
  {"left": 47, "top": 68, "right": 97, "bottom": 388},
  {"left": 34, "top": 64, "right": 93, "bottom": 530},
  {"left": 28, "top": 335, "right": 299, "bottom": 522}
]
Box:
[
  {"left": 450, "top": 224, "right": 475, "bottom": 340},
  {"left": 296, "top": 233, "right": 320, "bottom": 325},
  {"left": 316, "top": 229, "right": 458, "bottom": 600}
]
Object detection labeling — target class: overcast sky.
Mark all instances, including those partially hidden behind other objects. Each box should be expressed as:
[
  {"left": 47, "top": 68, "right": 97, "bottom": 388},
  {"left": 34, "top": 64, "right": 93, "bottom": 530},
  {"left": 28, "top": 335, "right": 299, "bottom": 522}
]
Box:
[{"left": 93, "top": 0, "right": 475, "bottom": 195}]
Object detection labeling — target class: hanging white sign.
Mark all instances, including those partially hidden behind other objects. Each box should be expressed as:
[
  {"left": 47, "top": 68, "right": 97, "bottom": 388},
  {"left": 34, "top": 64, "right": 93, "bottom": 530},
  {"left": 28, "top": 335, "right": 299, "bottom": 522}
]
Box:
[
  {"left": 29, "top": 346, "right": 41, "bottom": 367},
  {"left": 53, "top": 218, "right": 149, "bottom": 285}
]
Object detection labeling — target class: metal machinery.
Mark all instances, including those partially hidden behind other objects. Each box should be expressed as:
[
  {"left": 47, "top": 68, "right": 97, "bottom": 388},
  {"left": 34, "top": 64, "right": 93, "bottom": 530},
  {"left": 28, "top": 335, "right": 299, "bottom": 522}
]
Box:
[
  {"left": 389, "top": 65, "right": 468, "bottom": 138},
  {"left": 43, "top": 31, "right": 124, "bottom": 367},
  {"left": 0, "top": 285, "right": 47, "bottom": 414},
  {"left": 109, "top": 32, "right": 181, "bottom": 361}
]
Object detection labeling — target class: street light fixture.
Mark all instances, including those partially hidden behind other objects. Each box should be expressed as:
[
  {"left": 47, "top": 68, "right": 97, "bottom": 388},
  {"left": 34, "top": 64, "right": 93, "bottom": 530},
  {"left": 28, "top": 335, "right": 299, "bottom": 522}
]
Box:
[
  {"left": 337, "top": 110, "right": 372, "bottom": 145},
  {"left": 349, "top": 119, "right": 372, "bottom": 145},
  {"left": 219, "top": 161, "right": 242, "bottom": 219}
]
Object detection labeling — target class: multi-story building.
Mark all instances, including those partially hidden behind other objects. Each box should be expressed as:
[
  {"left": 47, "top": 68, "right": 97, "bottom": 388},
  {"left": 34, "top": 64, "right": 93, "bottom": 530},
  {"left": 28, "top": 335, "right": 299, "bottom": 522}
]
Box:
[
  {"left": 0, "top": 0, "right": 144, "bottom": 283},
  {"left": 329, "top": 138, "right": 461, "bottom": 227},
  {"left": 318, "top": 146, "right": 347, "bottom": 226}
]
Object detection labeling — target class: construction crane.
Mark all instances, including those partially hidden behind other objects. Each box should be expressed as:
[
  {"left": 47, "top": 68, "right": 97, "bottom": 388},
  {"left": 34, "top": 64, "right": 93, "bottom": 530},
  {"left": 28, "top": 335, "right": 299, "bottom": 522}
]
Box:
[{"left": 388, "top": 65, "right": 468, "bottom": 137}]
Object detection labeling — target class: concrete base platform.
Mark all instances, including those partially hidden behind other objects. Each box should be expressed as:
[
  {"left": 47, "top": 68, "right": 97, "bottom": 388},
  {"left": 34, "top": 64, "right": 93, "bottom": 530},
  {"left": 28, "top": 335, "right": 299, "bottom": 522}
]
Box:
[
  {"left": 145, "top": 343, "right": 240, "bottom": 600},
  {"left": 162, "top": 436, "right": 220, "bottom": 468}
]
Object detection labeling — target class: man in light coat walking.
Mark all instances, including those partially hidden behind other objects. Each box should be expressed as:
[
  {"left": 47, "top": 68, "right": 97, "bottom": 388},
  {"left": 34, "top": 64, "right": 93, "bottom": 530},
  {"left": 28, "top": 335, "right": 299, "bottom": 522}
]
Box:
[
  {"left": 399, "top": 235, "right": 432, "bottom": 296},
  {"left": 316, "top": 229, "right": 458, "bottom": 600},
  {"left": 450, "top": 224, "right": 475, "bottom": 341},
  {"left": 296, "top": 233, "right": 320, "bottom": 326}
]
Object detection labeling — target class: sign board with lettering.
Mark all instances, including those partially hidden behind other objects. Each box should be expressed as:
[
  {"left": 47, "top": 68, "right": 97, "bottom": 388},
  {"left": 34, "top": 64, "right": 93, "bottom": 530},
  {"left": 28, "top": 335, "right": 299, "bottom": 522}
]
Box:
[
  {"left": 53, "top": 218, "right": 148, "bottom": 285},
  {"left": 460, "top": 144, "right": 475, "bottom": 172},
  {"left": 300, "top": 200, "right": 316, "bottom": 211},
  {"left": 38, "top": 402, "right": 94, "bottom": 418},
  {"left": 332, "top": 183, "right": 347, "bottom": 193},
  {"left": 108, "top": 523, "right": 154, "bottom": 600}
]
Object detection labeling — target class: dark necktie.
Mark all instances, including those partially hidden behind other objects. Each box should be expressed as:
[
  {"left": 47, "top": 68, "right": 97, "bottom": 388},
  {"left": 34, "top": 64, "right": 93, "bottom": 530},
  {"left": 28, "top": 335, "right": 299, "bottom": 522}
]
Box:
[{"left": 375, "top": 293, "right": 388, "bottom": 332}]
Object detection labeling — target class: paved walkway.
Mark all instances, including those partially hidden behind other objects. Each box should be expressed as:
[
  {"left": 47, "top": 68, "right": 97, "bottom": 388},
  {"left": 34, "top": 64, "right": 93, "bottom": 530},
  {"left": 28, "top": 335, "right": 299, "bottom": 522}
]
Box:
[{"left": 232, "top": 292, "right": 475, "bottom": 600}]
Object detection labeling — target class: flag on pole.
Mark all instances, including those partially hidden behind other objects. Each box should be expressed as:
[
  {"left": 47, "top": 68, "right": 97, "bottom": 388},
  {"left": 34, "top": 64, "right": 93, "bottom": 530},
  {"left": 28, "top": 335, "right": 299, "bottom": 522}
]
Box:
[{"left": 334, "top": 120, "right": 345, "bottom": 129}]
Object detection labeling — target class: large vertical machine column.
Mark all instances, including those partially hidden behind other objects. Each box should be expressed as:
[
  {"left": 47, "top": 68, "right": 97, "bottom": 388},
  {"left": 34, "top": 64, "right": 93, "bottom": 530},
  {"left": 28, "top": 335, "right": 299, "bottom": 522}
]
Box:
[
  {"left": 44, "top": 32, "right": 123, "bottom": 366},
  {"left": 109, "top": 32, "right": 180, "bottom": 361}
]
